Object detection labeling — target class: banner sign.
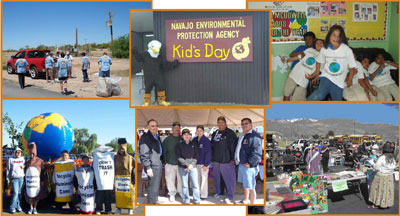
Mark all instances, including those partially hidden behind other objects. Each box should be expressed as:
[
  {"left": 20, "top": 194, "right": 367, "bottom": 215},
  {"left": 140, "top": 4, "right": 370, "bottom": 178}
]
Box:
[
  {"left": 166, "top": 16, "right": 253, "bottom": 62},
  {"left": 93, "top": 152, "right": 115, "bottom": 190},
  {"left": 54, "top": 162, "right": 74, "bottom": 202}
]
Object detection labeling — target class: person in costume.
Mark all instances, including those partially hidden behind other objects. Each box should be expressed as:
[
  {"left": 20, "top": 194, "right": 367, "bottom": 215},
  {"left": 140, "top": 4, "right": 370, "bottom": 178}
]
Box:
[
  {"left": 24, "top": 142, "right": 48, "bottom": 214},
  {"left": 114, "top": 138, "right": 136, "bottom": 214},
  {"left": 7, "top": 147, "right": 25, "bottom": 213},
  {"left": 53, "top": 150, "right": 75, "bottom": 211},
  {"left": 74, "top": 155, "right": 95, "bottom": 214},
  {"left": 132, "top": 40, "right": 179, "bottom": 106}
]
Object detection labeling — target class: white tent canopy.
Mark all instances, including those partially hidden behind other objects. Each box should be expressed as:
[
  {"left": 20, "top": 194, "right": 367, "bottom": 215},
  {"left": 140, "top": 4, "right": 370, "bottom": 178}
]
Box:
[{"left": 137, "top": 109, "right": 264, "bottom": 128}]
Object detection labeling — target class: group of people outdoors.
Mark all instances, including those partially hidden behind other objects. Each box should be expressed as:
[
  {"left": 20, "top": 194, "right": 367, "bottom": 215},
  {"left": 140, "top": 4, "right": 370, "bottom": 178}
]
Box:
[
  {"left": 267, "top": 140, "right": 398, "bottom": 210},
  {"left": 282, "top": 25, "right": 399, "bottom": 101},
  {"left": 138, "top": 116, "right": 263, "bottom": 204},
  {"left": 6, "top": 139, "right": 135, "bottom": 214},
  {"left": 15, "top": 51, "right": 113, "bottom": 95}
]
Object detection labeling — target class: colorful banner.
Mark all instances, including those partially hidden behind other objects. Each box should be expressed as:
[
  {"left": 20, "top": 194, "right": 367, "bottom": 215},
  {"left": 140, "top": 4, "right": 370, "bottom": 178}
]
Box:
[
  {"left": 165, "top": 16, "right": 253, "bottom": 62},
  {"left": 115, "top": 175, "right": 134, "bottom": 209},
  {"left": 248, "top": 1, "right": 387, "bottom": 42},
  {"left": 26, "top": 167, "right": 41, "bottom": 198},
  {"left": 93, "top": 152, "right": 115, "bottom": 190},
  {"left": 54, "top": 161, "right": 74, "bottom": 202}
]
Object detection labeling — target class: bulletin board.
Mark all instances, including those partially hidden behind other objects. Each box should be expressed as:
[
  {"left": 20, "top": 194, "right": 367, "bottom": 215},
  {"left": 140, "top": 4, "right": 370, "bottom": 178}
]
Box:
[{"left": 248, "top": 1, "right": 388, "bottom": 42}]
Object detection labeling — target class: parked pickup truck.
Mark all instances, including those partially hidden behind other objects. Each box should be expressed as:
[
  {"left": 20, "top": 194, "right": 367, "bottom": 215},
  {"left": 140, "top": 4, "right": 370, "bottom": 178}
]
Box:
[{"left": 7, "top": 49, "right": 50, "bottom": 79}]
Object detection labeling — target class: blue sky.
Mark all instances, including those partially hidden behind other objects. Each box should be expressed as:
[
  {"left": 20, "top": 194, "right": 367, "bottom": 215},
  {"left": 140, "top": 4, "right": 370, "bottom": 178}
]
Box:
[
  {"left": 2, "top": 1, "right": 151, "bottom": 50},
  {"left": 2, "top": 100, "right": 135, "bottom": 146},
  {"left": 266, "top": 103, "right": 399, "bottom": 125}
]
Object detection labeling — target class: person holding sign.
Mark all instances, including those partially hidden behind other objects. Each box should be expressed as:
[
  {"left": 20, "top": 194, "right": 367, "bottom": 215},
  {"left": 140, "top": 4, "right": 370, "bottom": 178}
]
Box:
[
  {"left": 74, "top": 155, "right": 95, "bottom": 214},
  {"left": 93, "top": 146, "right": 115, "bottom": 214},
  {"left": 139, "top": 119, "right": 163, "bottom": 204},
  {"left": 24, "top": 142, "right": 48, "bottom": 214},
  {"left": 114, "top": 138, "right": 136, "bottom": 214},
  {"left": 53, "top": 150, "right": 75, "bottom": 211},
  {"left": 176, "top": 129, "right": 200, "bottom": 204},
  {"left": 7, "top": 147, "right": 25, "bottom": 213},
  {"left": 132, "top": 40, "right": 179, "bottom": 106},
  {"left": 307, "top": 25, "right": 357, "bottom": 101}
]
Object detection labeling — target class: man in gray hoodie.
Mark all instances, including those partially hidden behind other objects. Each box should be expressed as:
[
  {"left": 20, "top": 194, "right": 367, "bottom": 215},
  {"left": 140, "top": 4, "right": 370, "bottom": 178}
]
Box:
[{"left": 6, "top": 147, "right": 25, "bottom": 213}]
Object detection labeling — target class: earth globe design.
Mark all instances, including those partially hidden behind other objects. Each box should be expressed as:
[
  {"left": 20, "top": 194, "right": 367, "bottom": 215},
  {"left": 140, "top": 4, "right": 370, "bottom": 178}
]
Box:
[
  {"left": 305, "top": 57, "right": 316, "bottom": 66},
  {"left": 22, "top": 113, "right": 74, "bottom": 160},
  {"left": 329, "top": 62, "right": 341, "bottom": 73}
]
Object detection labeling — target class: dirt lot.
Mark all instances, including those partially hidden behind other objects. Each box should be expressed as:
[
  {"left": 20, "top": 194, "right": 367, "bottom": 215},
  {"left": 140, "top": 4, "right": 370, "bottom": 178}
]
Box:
[{"left": 2, "top": 50, "right": 129, "bottom": 98}]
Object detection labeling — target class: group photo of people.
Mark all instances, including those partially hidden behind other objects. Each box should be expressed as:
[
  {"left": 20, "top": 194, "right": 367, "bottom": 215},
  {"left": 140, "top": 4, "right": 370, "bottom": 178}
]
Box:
[{"left": 136, "top": 109, "right": 265, "bottom": 204}]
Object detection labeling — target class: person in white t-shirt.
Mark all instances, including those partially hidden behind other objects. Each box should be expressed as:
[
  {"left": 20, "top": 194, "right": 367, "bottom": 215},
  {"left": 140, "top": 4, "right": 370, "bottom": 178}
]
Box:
[
  {"left": 368, "top": 53, "right": 399, "bottom": 101},
  {"left": 357, "top": 56, "right": 378, "bottom": 101},
  {"left": 307, "top": 25, "right": 357, "bottom": 101},
  {"left": 282, "top": 39, "right": 324, "bottom": 101},
  {"left": 343, "top": 53, "right": 374, "bottom": 101}
]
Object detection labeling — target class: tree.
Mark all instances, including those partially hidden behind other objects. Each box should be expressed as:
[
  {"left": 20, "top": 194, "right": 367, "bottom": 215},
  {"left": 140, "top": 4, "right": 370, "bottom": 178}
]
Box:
[
  {"left": 2, "top": 113, "right": 27, "bottom": 155},
  {"left": 70, "top": 128, "right": 99, "bottom": 155},
  {"left": 109, "top": 35, "right": 129, "bottom": 58},
  {"left": 312, "top": 134, "right": 320, "bottom": 139},
  {"left": 327, "top": 130, "right": 335, "bottom": 137}
]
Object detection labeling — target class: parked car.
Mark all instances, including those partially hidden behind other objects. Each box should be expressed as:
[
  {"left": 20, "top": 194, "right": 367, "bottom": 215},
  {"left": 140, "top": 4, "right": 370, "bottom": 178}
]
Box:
[
  {"left": 7, "top": 49, "right": 50, "bottom": 79},
  {"left": 291, "top": 139, "right": 310, "bottom": 150}
]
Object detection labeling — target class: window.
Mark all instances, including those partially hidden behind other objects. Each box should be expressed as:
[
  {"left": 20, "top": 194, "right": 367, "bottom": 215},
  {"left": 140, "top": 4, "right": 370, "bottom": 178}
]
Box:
[
  {"left": 15, "top": 51, "right": 26, "bottom": 58},
  {"left": 27, "top": 51, "right": 45, "bottom": 58}
]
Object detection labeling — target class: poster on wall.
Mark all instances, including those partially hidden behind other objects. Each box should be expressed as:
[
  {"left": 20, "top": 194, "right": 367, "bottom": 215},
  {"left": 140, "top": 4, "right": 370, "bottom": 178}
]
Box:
[
  {"left": 320, "top": 2, "right": 347, "bottom": 16},
  {"left": 307, "top": 2, "right": 320, "bottom": 18},
  {"left": 353, "top": 3, "right": 378, "bottom": 21},
  {"left": 165, "top": 16, "right": 253, "bottom": 62}
]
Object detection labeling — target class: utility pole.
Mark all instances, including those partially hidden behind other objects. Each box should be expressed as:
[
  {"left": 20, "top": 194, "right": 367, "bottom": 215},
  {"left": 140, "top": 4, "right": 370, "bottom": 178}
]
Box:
[{"left": 106, "top": 10, "right": 113, "bottom": 42}]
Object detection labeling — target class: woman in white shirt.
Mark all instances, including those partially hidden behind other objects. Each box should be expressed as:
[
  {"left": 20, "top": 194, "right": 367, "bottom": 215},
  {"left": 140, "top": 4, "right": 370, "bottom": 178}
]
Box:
[{"left": 368, "top": 142, "right": 396, "bottom": 208}]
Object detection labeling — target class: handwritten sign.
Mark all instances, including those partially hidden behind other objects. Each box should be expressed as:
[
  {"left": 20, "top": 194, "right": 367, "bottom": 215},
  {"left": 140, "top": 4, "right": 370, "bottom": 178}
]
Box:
[
  {"left": 166, "top": 16, "right": 253, "bottom": 62},
  {"left": 332, "top": 180, "right": 348, "bottom": 192}
]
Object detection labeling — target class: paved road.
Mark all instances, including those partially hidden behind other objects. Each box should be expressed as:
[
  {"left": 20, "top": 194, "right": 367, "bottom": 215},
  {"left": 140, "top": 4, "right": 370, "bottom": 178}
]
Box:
[{"left": 2, "top": 79, "right": 71, "bottom": 98}]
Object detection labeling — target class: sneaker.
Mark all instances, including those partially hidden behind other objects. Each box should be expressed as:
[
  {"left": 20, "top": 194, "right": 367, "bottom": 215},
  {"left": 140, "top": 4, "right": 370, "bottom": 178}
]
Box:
[
  {"left": 128, "top": 209, "right": 134, "bottom": 215},
  {"left": 236, "top": 200, "right": 250, "bottom": 204},
  {"left": 61, "top": 91, "right": 65, "bottom": 95},
  {"left": 32, "top": 209, "right": 37, "bottom": 214},
  {"left": 213, "top": 194, "right": 220, "bottom": 199},
  {"left": 64, "top": 88, "right": 68, "bottom": 94},
  {"left": 17, "top": 208, "right": 22, "bottom": 212},
  {"left": 169, "top": 195, "right": 176, "bottom": 202},
  {"left": 224, "top": 198, "right": 233, "bottom": 204},
  {"left": 96, "top": 211, "right": 101, "bottom": 215},
  {"left": 10, "top": 209, "right": 16, "bottom": 213},
  {"left": 28, "top": 209, "right": 33, "bottom": 214},
  {"left": 115, "top": 209, "right": 121, "bottom": 215}
]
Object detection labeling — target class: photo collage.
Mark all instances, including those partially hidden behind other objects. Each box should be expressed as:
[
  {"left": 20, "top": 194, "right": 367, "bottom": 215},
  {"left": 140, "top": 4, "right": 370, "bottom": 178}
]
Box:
[{"left": 1, "top": 0, "right": 399, "bottom": 216}]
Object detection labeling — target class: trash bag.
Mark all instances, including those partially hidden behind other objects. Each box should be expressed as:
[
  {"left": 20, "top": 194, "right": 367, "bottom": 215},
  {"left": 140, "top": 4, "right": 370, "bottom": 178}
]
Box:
[
  {"left": 111, "top": 85, "right": 121, "bottom": 96},
  {"left": 96, "top": 77, "right": 112, "bottom": 97}
]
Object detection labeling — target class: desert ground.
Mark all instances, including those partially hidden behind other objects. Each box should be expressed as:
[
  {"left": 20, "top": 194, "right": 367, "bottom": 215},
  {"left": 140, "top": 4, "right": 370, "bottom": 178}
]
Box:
[{"left": 2, "top": 49, "right": 129, "bottom": 98}]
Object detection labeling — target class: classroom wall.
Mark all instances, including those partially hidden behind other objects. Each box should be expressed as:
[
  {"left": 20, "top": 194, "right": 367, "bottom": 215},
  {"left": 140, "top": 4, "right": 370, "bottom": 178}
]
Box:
[{"left": 271, "top": 2, "right": 398, "bottom": 99}]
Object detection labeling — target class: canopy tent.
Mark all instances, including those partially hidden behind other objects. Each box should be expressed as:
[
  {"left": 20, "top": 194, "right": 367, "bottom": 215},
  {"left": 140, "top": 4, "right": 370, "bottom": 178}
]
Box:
[{"left": 137, "top": 109, "right": 264, "bottom": 128}]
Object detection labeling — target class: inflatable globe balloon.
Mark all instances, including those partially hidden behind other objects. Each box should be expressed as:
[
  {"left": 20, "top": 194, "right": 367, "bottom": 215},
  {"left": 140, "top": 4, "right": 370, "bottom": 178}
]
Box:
[{"left": 22, "top": 113, "right": 75, "bottom": 161}]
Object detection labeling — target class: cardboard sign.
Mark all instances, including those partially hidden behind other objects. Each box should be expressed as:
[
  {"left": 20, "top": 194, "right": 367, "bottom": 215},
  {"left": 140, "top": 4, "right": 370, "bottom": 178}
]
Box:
[
  {"left": 93, "top": 152, "right": 115, "bottom": 190},
  {"left": 166, "top": 16, "right": 253, "bottom": 62},
  {"left": 76, "top": 168, "right": 95, "bottom": 213},
  {"left": 332, "top": 180, "right": 348, "bottom": 192},
  {"left": 26, "top": 167, "right": 41, "bottom": 198},
  {"left": 54, "top": 161, "right": 75, "bottom": 202},
  {"left": 115, "top": 175, "right": 134, "bottom": 209}
]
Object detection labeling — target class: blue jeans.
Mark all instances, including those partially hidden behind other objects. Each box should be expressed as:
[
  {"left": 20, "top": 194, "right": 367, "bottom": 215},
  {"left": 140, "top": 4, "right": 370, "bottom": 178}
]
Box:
[
  {"left": 100, "top": 70, "right": 110, "bottom": 77},
  {"left": 307, "top": 77, "right": 343, "bottom": 101},
  {"left": 178, "top": 167, "right": 200, "bottom": 204},
  {"left": 10, "top": 177, "right": 24, "bottom": 210},
  {"left": 82, "top": 69, "right": 89, "bottom": 81}
]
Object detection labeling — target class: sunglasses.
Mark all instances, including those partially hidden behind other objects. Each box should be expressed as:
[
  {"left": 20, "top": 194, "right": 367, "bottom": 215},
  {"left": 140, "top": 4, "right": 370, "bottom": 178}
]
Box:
[
  {"left": 150, "top": 125, "right": 159, "bottom": 128},
  {"left": 241, "top": 122, "right": 250, "bottom": 126}
]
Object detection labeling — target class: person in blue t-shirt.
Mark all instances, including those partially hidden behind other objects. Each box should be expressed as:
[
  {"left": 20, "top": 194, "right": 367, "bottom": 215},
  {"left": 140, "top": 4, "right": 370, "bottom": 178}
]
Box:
[
  {"left": 81, "top": 52, "right": 90, "bottom": 82},
  {"left": 45, "top": 53, "right": 55, "bottom": 83},
  {"left": 289, "top": 32, "right": 316, "bottom": 70},
  {"left": 15, "top": 58, "right": 29, "bottom": 89},
  {"left": 98, "top": 52, "right": 112, "bottom": 77},
  {"left": 56, "top": 52, "right": 69, "bottom": 94}
]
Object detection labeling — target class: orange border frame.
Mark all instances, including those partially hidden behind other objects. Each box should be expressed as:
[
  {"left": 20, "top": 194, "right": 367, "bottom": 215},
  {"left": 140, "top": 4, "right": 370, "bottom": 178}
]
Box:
[
  {"left": 129, "top": 8, "right": 273, "bottom": 108},
  {"left": 134, "top": 108, "right": 267, "bottom": 207}
]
